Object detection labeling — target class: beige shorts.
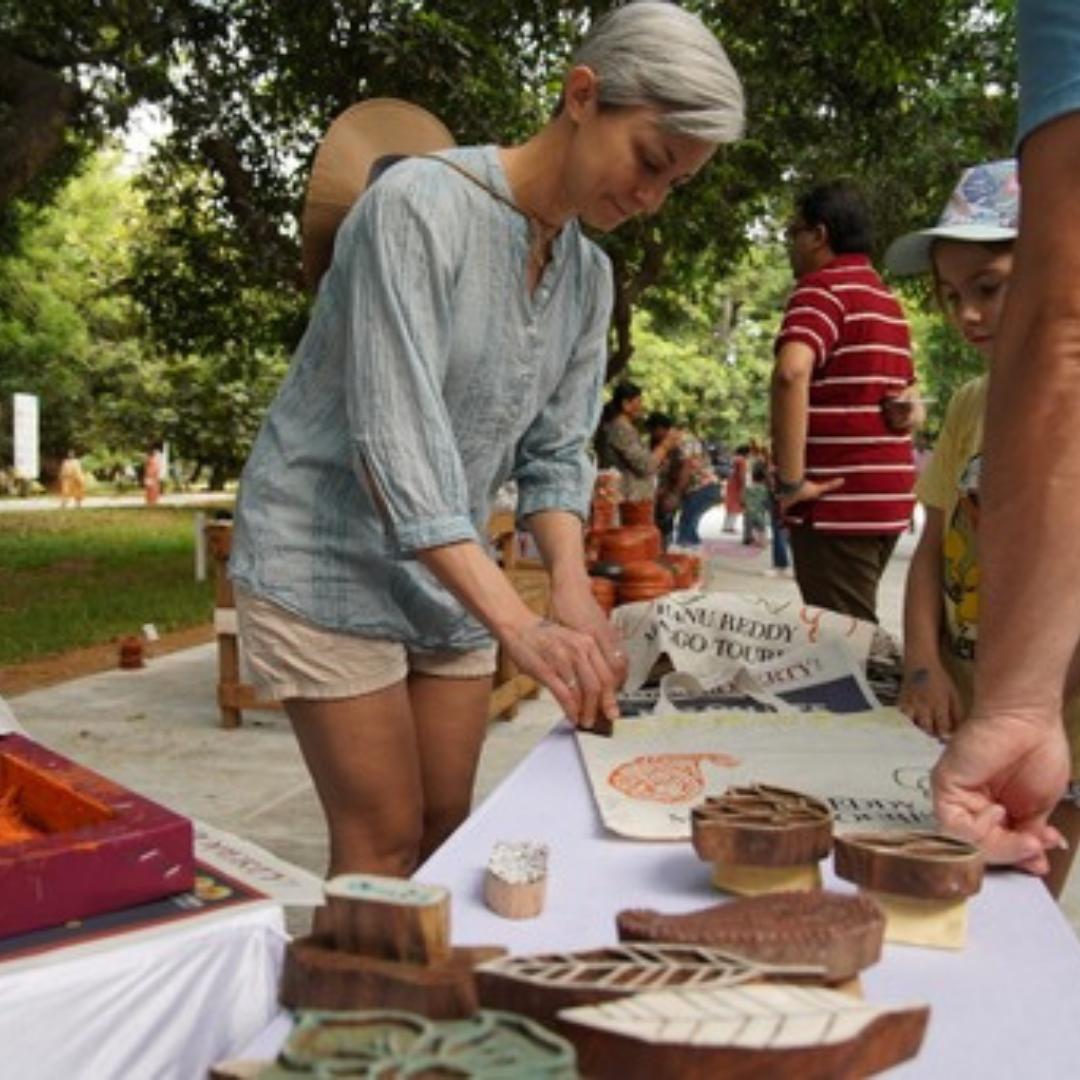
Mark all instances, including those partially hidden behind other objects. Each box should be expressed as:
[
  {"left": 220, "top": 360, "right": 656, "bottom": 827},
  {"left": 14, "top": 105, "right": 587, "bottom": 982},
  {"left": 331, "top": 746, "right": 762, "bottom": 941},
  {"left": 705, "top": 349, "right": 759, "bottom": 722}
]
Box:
[{"left": 234, "top": 588, "right": 497, "bottom": 701}]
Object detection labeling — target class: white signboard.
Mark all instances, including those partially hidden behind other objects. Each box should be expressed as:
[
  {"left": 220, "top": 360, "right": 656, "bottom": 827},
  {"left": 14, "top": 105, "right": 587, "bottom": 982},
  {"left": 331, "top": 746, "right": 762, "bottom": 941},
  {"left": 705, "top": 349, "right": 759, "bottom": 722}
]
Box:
[
  {"left": 575, "top": 708, "right": 940, "bottom": 840},
  {"left": 12, "top": 393, "right": 39, "bottom": 480}
]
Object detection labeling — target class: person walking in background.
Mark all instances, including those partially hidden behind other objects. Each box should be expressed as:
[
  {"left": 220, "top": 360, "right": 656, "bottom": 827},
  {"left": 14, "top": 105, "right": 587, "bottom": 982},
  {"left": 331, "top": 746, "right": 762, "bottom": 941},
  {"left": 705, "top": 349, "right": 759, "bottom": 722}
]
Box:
[
  {"left": 143, "top": 446, "right": 162, "bottom": 506},
  {"left": 932, "top": 0, "right": 1080, "bottom": 877},
  {"left": 228, "top": 2, "right": 745, "bottom": 882},
  {"left": 722, "top": 443, "right": 748, "bottom": 533},
  {"left": 645, "top": 412, "right": 721, "bottom": 547},
  {"left": 770, "top": 179, "right": 922, "bottom": 622},
  {"left": 596, "top": 382, "right": 680, "bottom": 505},
  {"left": 742, "top": 458, "right": 771, "bottom": 548},
  {"left": 887, "top": 158, "right": 1080, "bottom": 896},
  {"left": 58, "top": 449, "right": 85, "bottom": 509}
]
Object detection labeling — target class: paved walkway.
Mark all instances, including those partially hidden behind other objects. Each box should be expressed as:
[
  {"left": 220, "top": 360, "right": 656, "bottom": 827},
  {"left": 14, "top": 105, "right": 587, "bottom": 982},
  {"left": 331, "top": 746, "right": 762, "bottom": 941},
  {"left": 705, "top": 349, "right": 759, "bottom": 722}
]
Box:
[
  {"left": 0, "top": 491, "right": 235, "bottom": 513},
  {"left": 6, "top": 520, "right": 1079, "bottom": 937}
]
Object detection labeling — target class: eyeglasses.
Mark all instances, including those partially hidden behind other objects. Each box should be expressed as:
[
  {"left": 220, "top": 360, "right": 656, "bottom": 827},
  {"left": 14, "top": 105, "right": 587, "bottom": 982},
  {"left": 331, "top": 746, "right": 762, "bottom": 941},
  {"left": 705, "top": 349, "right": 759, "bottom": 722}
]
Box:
[{"left": 784, "top": 222, "right": 815, "bottom": 242}]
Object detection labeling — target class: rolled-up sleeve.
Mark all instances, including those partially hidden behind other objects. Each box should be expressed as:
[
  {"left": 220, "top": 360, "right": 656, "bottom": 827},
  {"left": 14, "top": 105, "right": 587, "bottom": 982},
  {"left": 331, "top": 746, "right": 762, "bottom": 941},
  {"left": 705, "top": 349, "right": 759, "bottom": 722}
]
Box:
[
  {"left": 342, "top": 180, "right": 479, "bottom": 555},
  {"left": 513, "top": 254, "right": 613, "bottom": 523}
]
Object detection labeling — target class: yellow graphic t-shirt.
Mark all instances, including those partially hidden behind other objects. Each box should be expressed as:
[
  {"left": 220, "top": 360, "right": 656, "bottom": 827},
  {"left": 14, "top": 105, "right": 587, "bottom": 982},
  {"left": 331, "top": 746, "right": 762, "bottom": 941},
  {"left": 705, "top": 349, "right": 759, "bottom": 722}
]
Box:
[{"left": 917, "top": 374, "right": 1080, "bottom": 776}]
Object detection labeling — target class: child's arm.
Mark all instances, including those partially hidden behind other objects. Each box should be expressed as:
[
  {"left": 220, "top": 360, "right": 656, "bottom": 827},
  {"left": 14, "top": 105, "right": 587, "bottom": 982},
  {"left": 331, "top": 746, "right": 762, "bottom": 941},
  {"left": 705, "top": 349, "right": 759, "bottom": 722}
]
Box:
[{"left": 899, "top": 506, "right": 964, "bottom": 737}]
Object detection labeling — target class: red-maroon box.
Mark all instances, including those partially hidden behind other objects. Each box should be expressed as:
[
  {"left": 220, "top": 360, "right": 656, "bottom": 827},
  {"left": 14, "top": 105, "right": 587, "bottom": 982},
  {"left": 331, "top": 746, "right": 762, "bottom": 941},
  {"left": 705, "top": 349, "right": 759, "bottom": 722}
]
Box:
[{"left": 0, "top": 734, "right": 194, "bottom": 938}]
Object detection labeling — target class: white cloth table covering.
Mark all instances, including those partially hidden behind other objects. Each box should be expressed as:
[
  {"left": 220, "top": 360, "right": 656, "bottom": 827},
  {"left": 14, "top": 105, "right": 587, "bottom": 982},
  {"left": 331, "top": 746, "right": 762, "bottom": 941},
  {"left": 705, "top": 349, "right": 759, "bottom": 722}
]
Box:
[
  {"left": 246, "top": 727, "right": 1080, "bottom": 1077},
  {"left": 0, "top": 901, "right": 286, "bottom": 1080}
]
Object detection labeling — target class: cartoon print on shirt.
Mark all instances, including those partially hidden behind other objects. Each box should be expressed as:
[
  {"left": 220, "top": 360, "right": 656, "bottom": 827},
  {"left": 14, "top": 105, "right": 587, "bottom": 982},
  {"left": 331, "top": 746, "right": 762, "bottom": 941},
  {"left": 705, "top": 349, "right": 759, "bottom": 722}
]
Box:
[{"left": 942, "top": 452, "right": 981, "bottom": 660}]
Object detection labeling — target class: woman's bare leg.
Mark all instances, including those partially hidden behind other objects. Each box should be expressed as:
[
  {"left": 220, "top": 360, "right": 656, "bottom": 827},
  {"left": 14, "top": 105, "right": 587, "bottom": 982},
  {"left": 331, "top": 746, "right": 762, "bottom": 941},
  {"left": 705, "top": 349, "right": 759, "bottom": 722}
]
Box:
[
  {"left": 285, "top": 683, "right": 424, "bottom": 879},
  {"left": 408, "top": 673, "right": 493, "bottom": 864}
]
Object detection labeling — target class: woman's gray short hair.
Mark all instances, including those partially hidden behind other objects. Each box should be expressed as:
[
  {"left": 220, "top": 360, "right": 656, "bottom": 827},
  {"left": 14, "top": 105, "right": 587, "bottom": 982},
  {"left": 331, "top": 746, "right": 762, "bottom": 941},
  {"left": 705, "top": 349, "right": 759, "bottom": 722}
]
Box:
[{"left": 572, "top": 1, "right": 745, "bottom": 143}]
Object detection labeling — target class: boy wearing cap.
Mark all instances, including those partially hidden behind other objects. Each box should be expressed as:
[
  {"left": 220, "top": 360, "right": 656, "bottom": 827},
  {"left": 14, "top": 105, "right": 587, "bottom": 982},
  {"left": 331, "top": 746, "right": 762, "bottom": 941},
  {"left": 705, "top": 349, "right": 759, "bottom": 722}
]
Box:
[{"left": 887, "top": 159, "right": 1080, "bottom": 896}]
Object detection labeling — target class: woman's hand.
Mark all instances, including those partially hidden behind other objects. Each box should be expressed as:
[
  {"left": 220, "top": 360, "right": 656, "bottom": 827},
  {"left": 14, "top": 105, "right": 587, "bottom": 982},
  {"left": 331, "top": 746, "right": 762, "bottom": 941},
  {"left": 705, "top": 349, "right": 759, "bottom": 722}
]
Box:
[
  {"left": 899, "top": 661, "right": 964, "bottom": 738},
  {"left": 501, "top": 605, "right": 624, "bottom": 730}
]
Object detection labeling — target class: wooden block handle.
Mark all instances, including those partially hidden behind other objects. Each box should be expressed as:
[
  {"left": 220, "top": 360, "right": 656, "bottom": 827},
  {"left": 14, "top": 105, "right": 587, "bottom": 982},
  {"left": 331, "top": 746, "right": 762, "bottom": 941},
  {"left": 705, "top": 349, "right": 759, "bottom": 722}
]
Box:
[{"left": 323, "top": 874, "right": 451, "bottom": 964}]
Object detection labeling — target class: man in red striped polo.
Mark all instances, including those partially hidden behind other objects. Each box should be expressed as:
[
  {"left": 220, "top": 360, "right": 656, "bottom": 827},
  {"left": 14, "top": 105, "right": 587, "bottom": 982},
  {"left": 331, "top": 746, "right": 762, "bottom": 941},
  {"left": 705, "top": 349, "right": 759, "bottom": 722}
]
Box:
[{"left": 770, "top": 180, "right": 919, "bottom": 622}]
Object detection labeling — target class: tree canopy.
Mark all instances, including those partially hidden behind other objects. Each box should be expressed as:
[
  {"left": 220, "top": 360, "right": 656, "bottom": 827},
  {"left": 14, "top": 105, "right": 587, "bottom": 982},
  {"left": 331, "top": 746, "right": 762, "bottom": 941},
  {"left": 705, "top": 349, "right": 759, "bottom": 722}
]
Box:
[{"left": 0, "top": 0, "right": 1016, "bottom": 481}]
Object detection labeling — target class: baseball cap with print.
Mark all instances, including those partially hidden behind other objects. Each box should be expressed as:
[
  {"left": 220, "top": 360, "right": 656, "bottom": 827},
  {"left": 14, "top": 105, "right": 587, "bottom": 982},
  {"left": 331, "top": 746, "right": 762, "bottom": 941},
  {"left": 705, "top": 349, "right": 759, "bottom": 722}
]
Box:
[{"left": 884, "top": 158, "right": 1018, "bottom": 276}]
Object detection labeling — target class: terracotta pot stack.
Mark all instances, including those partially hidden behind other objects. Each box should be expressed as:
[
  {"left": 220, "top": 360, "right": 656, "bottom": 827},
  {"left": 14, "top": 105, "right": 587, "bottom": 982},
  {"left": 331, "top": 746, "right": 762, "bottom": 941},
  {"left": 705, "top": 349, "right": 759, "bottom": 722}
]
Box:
[
  {"left": 659, "top": 552, "right": 702, "bottom": 590},
  {"left": 616, "top": 559, "right": 675, "bottom": 605}
]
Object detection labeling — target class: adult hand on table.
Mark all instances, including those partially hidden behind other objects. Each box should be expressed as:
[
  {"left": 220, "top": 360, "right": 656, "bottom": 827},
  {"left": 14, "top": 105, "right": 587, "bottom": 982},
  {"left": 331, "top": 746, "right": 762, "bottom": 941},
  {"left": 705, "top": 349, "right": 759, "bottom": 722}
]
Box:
[
  {"left": 501, "top": 577, "right": 625, "bottom": 731},
  {"left": 932, "top": 709, "right": 1070, "bottom": 875}
]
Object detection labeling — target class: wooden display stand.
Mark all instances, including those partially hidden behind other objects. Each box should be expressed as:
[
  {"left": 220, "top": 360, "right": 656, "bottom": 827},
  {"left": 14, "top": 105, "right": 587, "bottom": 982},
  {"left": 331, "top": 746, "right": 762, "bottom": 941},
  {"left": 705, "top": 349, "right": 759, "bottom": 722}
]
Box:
[
  {"left": 204, "top": 521, "right": 282, "bottom": 729},
  {"left": 487, "top": 510, "right": 550, "bottom": 722},
  {"left": 205, "top": 514, "right": 549, "bottom": 728}
]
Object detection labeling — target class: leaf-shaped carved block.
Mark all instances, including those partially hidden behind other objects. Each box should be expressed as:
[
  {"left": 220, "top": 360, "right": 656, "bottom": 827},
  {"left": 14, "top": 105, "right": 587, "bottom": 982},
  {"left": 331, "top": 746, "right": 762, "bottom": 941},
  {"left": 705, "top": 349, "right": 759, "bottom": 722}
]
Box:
[
  {"left": 559, "top": 984, "right": 929, "bottom": 1080},
  {"left": 475, "top": 943, "right": 823, "bottom": 1027},
  {"left": 692, "top": 784, "right": 833, "bottom": 867},
  {"left": 267, "top": 1008, "right": 576, "bottom": 1078},
  {"left": 617, "top": 891, "right": 885, "bottom": 983},
  {"left": 833, "top": 831, "right": 984, "bottom": 900}
]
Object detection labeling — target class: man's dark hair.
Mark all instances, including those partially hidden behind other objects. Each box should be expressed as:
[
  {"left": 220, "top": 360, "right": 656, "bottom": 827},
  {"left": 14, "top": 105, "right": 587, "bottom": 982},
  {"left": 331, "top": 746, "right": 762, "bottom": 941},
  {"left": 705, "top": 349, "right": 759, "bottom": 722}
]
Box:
[
  {"left": 644, "top": 411, "right": 674, "bottom": 433},
  {"left": 797, "top": 180, "right": 874, "bottom": 255}
]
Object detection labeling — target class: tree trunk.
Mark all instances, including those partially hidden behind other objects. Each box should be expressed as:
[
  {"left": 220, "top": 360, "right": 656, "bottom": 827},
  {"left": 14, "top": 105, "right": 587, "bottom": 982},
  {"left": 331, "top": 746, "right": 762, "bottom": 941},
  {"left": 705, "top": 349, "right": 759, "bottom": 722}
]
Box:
[{"left": 0, "top": 49, "right": 79, "bottom": 209}]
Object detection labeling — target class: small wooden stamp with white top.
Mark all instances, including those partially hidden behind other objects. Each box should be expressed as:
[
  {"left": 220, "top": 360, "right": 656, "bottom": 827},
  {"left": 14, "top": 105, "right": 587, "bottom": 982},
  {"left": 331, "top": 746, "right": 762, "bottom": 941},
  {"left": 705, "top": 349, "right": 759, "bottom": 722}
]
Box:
[
  {"left": 692, "top": 784, "right": 833, "bottom": 896},
  {"left": 484, "top": 840, "right": 549, "bottom": 919},
  {"left": 833, "top": 831, "right": 985, "bottom": 949}
]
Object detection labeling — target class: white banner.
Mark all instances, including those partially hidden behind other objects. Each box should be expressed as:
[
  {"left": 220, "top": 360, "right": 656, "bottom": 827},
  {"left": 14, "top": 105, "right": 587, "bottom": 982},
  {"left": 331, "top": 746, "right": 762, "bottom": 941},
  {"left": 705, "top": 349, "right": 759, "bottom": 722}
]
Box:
[
  {"left": 575, "top": 708, "right": 939, "bottom": 841},
  {"left": 612, "top": 591, "right": 876, "bottom": 692},
  {"left": 12, "top": 393, "right": 39, "bottom": 480}
]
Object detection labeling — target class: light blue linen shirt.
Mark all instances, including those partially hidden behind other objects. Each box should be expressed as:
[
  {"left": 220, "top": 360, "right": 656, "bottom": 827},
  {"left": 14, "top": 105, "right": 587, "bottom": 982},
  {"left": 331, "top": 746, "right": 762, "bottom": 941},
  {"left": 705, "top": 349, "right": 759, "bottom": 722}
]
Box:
[{"left": 230, "top": 146, "right": 613, "bottom": 650}]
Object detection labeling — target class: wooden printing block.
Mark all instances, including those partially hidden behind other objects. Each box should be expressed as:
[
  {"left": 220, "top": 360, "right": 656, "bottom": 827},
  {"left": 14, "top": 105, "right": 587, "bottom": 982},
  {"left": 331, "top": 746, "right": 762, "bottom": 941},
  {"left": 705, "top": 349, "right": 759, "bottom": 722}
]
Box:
[
  {"left": 256, "top": 1008, "right": 577, "bottom": 1078},
  {"left": 692, "top": 784, "right": 833, "bottom": 896},
  {"left": 616, "top": 890, "right": 886, "bottom": 985},
  {"left": 280, "top": 936, "right": 506, "bottom": 1019},
  {"left": 833, "top": 831, "right": 985, "bottom": 949},
  {"left": 323, "top": 873, "right": 450, "bottom": 964},
  {"left": 558, "top": 983, "right": 929, "bottom": 1080},
  {"left": 475, "top": 942, "right": 824, "bottom": 1030},
  {"left": 484, "top": 840, "right": 549, "bottom": 919}
]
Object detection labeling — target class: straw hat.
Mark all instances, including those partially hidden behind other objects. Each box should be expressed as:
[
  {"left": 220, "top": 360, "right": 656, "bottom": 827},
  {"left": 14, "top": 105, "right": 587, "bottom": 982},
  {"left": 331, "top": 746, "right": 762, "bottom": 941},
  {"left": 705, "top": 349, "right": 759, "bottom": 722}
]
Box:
[
  {"left": 301, "top": 98, "right": 455, "bottom": 289},
  {"left": 884, "top": 159, "right": 1018, "bottom": 277}
]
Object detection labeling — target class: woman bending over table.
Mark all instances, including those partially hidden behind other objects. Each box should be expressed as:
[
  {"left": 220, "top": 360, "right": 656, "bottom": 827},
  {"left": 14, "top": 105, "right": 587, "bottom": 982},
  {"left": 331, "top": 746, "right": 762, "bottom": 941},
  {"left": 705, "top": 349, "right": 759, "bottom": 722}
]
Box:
[{"left": 230, "top": 2, "right": 745, "bottom": 879}]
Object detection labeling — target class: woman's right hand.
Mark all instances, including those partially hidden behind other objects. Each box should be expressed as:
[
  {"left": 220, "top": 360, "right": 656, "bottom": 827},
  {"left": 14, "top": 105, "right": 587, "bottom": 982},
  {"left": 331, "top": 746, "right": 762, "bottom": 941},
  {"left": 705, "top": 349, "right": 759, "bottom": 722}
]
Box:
[
  {"left": 899, "top": 661, "right": 964, "bottom": 738},
  {"left": 500, "top": 616, "right": 622, "bottom": 731}
]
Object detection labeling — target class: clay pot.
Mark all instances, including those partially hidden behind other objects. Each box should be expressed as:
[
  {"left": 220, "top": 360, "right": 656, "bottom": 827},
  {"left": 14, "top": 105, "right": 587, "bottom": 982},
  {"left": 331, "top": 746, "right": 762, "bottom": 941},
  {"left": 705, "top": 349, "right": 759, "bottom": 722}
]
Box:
[
  {"left": 660, "top": 553, "right": 699, "bottom": 590},
  {"left": 118, "top": 636, "right": 145, "bottom": 669},
  {"left": 616, "top": 560, "right": 675, "bottom": 606},
  {"left": 599, "top": 528, "right": 650, "bottom": 566},
  {"left": 589, "top": 576, "right": 617, "bottom": 614},
  {"left": 590, "top": 502, "right": 619, "bottom": 532},
  {"left": 620, "top": 499, "right": 656, "bottom": 527},
  {"left": 588, "top": 561, "right": 625, "bottom": 582}
]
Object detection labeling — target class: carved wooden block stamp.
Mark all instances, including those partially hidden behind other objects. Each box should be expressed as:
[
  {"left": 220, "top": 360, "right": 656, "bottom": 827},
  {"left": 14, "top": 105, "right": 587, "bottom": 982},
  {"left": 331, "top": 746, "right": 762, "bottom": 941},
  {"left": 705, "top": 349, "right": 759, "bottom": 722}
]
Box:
[
  {"left": 616, "top": 890, "right": 885, "bottom": 984},
  {"left": 323, "top": 873, "right": 450, "bottom": 964},
  {"left": 475, "top": 942, "right": 823, "bottom": 1027},
  {"left": 558, "top": 984, "right": 930, "bottom": 1080},
  {"left": 484, "top": 840, "right": 549, "bottom": 919},
  {"left": 280, "top": 937, "right": 505, "bottom": 1019},
  {"left": 261, "top": 1008, "right": 577, "bottom": 1078},
  {"left": 692, "top": 784, "right": 833, "bottom": 896},
  {"left": 833, "top": 831, "right": 985, "bottom": 949}
]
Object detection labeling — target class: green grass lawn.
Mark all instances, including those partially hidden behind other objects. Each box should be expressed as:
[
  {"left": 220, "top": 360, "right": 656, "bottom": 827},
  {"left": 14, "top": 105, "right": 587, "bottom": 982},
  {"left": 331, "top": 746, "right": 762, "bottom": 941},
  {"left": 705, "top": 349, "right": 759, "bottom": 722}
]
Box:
[{"left": 0, "top": 508, "right": 220, "bottom": 665}]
